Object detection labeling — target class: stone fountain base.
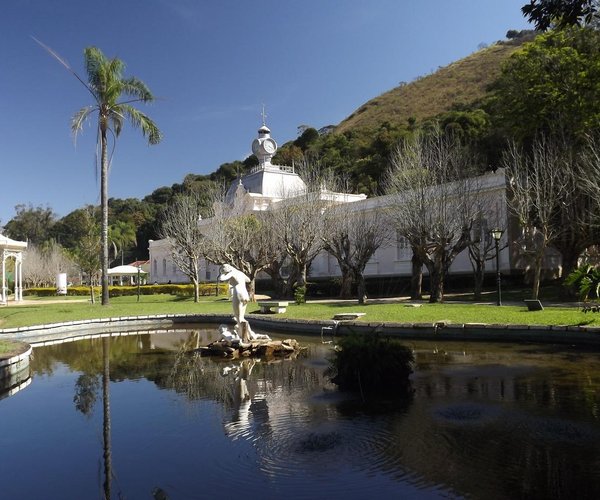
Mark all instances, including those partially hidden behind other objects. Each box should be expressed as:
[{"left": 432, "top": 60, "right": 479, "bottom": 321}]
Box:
[{"left": 198, "top": 338, "right": 303, "bottom": 358}]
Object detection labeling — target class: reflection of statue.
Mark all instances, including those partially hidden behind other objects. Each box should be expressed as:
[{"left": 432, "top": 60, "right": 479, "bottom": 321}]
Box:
[{"left": 218, "top": 264, "right": 270, "bottom": 343}]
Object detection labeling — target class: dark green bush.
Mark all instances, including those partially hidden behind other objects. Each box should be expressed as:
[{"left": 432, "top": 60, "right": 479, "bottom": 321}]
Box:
[
  {"left": 294, "top": 285, "right": 306, "bottom": 304},
  {"left": 327, "top": 333, "right": 414, "bottom": 400}
]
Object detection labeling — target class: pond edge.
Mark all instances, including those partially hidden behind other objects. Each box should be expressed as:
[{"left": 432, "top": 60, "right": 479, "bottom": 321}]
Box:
[{"left": 1, "top": 313, "right": 600, "bottom": 346}]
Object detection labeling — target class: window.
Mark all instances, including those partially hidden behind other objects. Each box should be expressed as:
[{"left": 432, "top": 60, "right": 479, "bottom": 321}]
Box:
[{"left": 162, "top": 258, "right": 167, "bottom": 276}]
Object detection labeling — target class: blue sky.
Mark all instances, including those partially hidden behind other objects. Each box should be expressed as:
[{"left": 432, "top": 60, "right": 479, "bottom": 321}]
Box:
[{"left": 0, "top": 0, "right": 530, "bottom": 225}]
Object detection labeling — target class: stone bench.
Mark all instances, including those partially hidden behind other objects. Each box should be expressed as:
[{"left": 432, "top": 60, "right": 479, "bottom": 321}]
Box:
[
  {"left": 257, "top": 301, "right": 289, "bottom": 314},
  {"left": 332, "top": 312, "right": 366, "bottom": 321}
]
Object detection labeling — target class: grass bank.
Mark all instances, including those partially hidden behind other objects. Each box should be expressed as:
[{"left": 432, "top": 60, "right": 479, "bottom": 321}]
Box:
[{"left": 0, "top": 295, "right": 598, "bottom": 330}]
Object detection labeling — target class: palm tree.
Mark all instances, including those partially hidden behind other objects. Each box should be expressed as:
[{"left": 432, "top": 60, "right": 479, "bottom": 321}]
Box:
[
  {"left": 109, "top": 220, "right": 138, "bottom": 266},
  {"left": 73, "top": 47, "right": 161, "bottom": 305},
  {"left": 38, "top": 41, "right": 162, "bottom": 305}
]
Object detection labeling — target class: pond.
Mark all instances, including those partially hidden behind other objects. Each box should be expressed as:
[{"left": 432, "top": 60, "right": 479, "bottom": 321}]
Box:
[{"left": 1, "top": 326, "right": 600, "bottom": 499}]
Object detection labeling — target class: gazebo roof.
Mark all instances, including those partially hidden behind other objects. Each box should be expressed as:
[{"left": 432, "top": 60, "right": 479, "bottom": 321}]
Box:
[
  {"left": 0, "top": 233, "right": 27, "bottom": 251},
  {"left": 107, "top": 265, "right": 148, "bottom": 276}
]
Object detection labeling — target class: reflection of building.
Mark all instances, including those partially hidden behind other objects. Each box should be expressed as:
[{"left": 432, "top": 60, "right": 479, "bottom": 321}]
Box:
[{"left": 149, "top": 123, "right": 553, "bottom": 288}]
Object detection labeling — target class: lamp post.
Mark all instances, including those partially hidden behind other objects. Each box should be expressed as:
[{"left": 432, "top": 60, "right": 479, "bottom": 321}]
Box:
[
  {"left": 490, "top": 229, "right": 504, "bottom": 306},
  {"left": 136, "top": 264, "right": 141, "bottom": 303}
]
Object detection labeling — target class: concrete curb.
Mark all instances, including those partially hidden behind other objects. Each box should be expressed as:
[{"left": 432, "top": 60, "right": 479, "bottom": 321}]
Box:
[{"left": 1, "top": 313, "right": 600, "bottom": 346}]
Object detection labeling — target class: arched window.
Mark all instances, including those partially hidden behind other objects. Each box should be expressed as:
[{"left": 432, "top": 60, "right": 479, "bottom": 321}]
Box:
[
  {"left": 162, "top": 258, "right": 167, "bottom": 275},
  {"left": 153, "top": 259, "right": 157, "bottom": 274}
]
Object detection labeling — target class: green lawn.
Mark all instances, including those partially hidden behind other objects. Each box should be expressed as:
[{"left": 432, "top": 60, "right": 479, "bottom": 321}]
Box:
[{"left": 1, "top": 294, "right": 598, "bottom": 330}]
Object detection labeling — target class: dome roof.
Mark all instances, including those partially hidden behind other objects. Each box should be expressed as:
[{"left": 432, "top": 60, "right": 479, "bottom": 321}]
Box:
[{"left": 225, "top": 165, "right": 306, "bottom": 203}]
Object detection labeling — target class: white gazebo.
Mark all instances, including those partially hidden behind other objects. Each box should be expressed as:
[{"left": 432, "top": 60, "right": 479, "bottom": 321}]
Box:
[
  {"left": 107, "top": 264, "right": 148, "bottom": 285},
  {"left": 0, "top": 234, "right": 27, "bottom": 304}
]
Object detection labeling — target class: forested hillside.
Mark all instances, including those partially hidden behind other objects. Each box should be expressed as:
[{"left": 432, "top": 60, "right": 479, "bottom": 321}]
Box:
[{"left": 336, "top": 39, "right": 526, "bottom": 133}]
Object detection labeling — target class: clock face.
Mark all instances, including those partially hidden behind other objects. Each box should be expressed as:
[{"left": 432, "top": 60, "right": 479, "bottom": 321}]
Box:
[
  {"left": 251, "top": 139, "right": 261, "bottom": 155},
  {"left": 263, "top": 138, "right": 277, "bottom": 154}
]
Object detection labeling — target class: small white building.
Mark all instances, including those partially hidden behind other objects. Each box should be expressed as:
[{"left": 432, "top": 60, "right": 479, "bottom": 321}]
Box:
[
  {"left": 0, "top": 233, "right": 27, "bottom": 303},
  {"left": 149, "top": 123, "right": 513, "bottom": 289}
]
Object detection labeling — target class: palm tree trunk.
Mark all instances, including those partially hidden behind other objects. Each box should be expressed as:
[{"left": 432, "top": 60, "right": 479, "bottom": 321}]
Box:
[{"left": 101, "top": 127, "right": 110, "bottom": 306}]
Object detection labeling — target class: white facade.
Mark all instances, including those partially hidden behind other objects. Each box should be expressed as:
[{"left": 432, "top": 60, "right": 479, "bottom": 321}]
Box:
[
  {"left": 149, "top": 124, "right": 511, "bottom": 286},
  {"left": 0, "top": 233, "right": 27, "bottom": 303}
]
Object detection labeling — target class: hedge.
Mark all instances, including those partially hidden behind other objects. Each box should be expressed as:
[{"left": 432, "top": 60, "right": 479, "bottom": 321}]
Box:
[{"left": 23, "top": 283, "right": 229, "bottom": 298}]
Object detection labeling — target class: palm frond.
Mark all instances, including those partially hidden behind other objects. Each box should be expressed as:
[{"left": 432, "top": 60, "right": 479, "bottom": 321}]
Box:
[
  {"left": 83, "top": 47, "right": 107, "bottom": 96},
  {"left": 71, "top": 105, "right": 96, "bottom": 142},
  {"left": 109, "top": 110, "right": 124, "bottom": 137},
  {"left": 121, "top": 77, "right": 154, "bottom": 102},
  {"left": 33, "top": 37, "right": 98, "bottom": 102},
  {"left": 121, "top": 104, "right": 163, "bottom": 145}
]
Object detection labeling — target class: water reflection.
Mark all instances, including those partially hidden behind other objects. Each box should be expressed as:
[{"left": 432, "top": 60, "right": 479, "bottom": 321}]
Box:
[{"left": 1, "top": 330, "right": 597, "bottom": 499}]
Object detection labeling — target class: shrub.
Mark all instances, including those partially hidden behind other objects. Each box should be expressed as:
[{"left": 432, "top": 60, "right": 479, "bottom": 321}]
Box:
[
  {"left": 294, "top": 285, "right": 306, "bottom": 304},
  {"left": 23, "top": 283, "right": 229, "bottom": 298},
  {"left": 326, "top": 333, "right": 414, "bottom": 400},
  {"left": 565, "top": 265, "right": 600, "bottom": 301}
]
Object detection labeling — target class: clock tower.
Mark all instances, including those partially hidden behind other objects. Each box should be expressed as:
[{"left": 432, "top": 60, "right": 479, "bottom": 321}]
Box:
[{"left": 251, "top": 124, "right": 278, "bottom": 167}]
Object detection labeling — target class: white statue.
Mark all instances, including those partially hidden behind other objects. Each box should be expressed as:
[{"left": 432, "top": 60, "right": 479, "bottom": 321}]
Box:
[
  {"left": 218, "top": 263, "right": 271, "bottom": 343},
  {"left": 218, "top": 264, "right": 251, "bottom": 325},
  {"left": 218, "top": 324, "right": 240, "bottom": 342}
]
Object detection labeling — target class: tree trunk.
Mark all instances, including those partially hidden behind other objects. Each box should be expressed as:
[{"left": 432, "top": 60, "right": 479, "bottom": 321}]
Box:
[
  {"left": 427, "top": 255, "right": 445, "bottom": 303},
  {"left": 283, "top": 265, "right": 299, "bottom": 299},
  {"left": 100, "top": 127, "right": 110, "bottom": 306},
  {"left": 248, "top": 278, "right": 256, "bottom": 302},
  {"left": 357, "top": 273, "right": 367, "bottom": 304},
  {"left": 298, "top": 263, "right": 307, "bottom": 288},
  {"left": 89, "top": 285, "right": 95, "bottom": 304},
  {"left": 193, "top": 278, "right": 200, "bottom": 303},
  {"left": 531, "top": 251, "right": 543, "bottom": 300},
  {"left": 410, "top": 252, "right": 423, "bottom": 300},
  {"left": 339, "top": 267, "right": 353, "bottom": 299},
  {"left": 560, "top": 250, "right": 581, "bottom": 281},
  {"left": 473, "top": 259, "right": 484, "bottom": 301}
]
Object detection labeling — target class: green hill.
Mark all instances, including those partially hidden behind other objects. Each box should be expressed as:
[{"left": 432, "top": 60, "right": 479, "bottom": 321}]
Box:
[{"left": 336, "top": 40, "right": 527, "bottom": 134}]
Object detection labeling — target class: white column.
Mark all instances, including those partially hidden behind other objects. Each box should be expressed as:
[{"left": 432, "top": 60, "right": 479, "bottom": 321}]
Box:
[
  {"left": 1, "top": 251, "right": 5, "bottom": 303},
  {"left": 15, "top": 255, "right": 22, "bottom": 301}
]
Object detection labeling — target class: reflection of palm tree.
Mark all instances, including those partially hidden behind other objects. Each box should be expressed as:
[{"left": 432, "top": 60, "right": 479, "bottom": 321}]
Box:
[
  {"left": 102, "top": 337, "right": 112, "bottom": 500},
  {"left": 73, "top": 373, "right": 100, "bottom": 416},
  {"left": 72, "top": 338, "right": 114, "bottom": 498}
]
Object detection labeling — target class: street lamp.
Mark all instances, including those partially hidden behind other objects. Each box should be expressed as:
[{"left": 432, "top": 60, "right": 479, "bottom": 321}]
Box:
[
  {"left": 137, "top": 264, "right": 141, "bottom": 303},
  {"left": 490, "top": 228, "right": 504, "bottom": 306}
]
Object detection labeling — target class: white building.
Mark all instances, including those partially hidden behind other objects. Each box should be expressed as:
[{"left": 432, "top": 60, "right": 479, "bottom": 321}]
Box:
[{"left": 149, "top": 123, "right": 513, "bottom": 290}]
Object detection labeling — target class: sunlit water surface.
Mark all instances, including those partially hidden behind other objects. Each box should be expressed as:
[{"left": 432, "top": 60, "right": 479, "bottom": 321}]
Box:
[{"left": 1, "top": 326, "right": 600, "bottom": 499}]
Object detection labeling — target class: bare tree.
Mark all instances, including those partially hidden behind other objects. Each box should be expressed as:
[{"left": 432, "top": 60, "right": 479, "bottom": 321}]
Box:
[
  {"left": 579, "top": 135, "right": 600, "bottom": 221},
  {"left": 198, "top": 182, "right": 286, "bottom": 300},
  {"left": 466, "top": 182, "right": 508, "bottom": 300},
  {"left": 270, "top": 162, "right": 327, "bottom": 297},
  {"left": 503, "top": 136, "right": 573, "bottom": 299},
  {"left": 70, "top": 208, "right": 102, "bottom": 302},
  {"left": 322, "top": 200, "right": 389, "bottom": 303},
  {"left": 386, "top": 127, "right": 480, "bottom": 303},
  {"left": 23, "top": 241, "right": 75, "bottom": 288},
  {"left": 159, "top": 194, "right": 205, "bottom": 302},
  {"left": 201, "top": 209, "right": 283, "bottom": 300}
]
